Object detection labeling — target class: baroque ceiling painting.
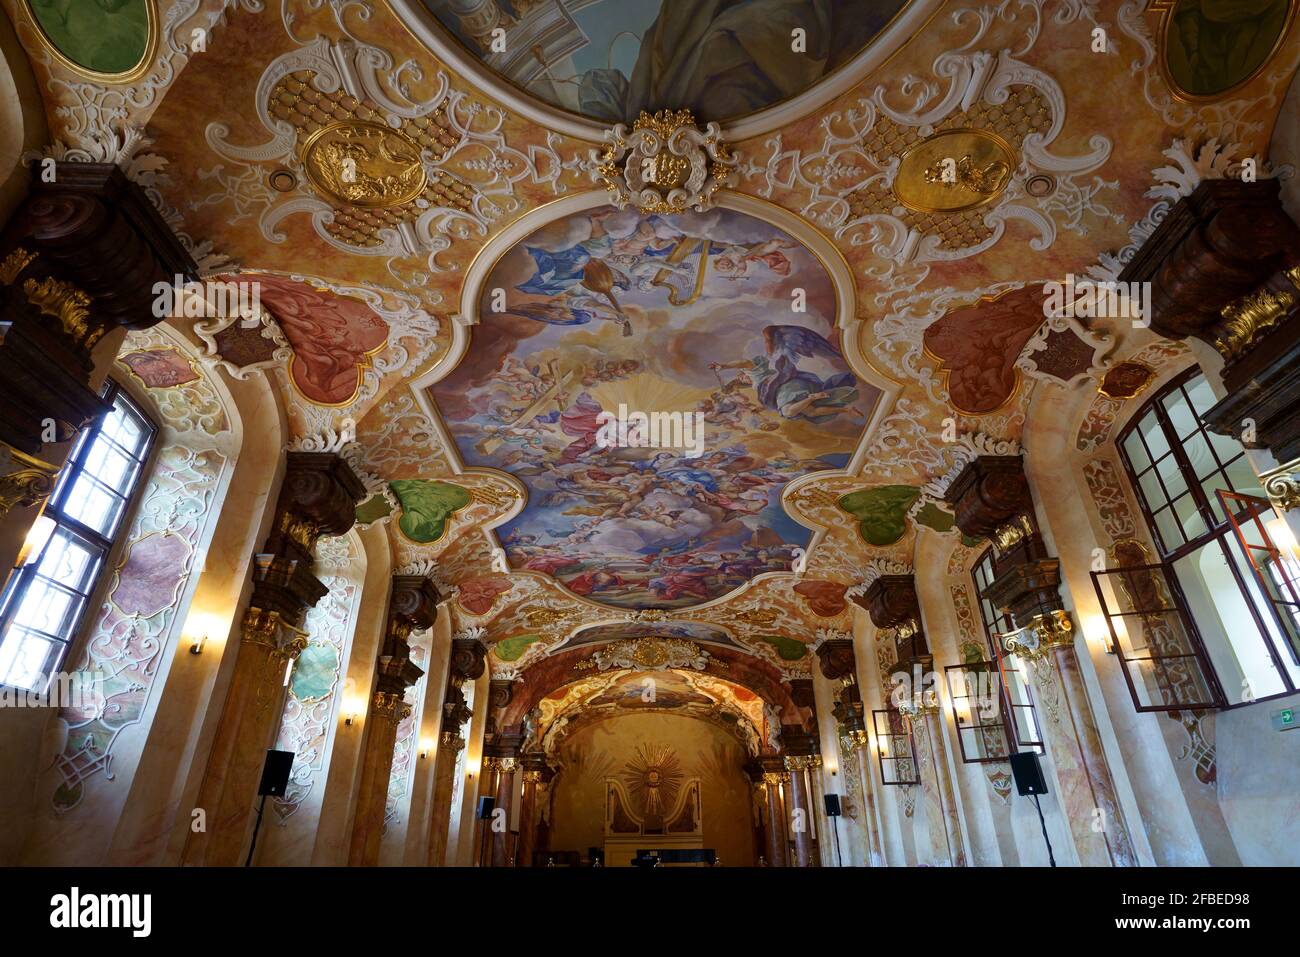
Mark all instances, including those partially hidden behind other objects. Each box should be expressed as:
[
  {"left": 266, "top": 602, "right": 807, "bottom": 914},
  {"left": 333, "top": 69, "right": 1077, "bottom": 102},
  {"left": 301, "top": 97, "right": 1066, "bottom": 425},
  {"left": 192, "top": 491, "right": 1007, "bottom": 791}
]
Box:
[
  {"left": 6, "top": 0, "right": 1300, "bottom": 878},
  {"left": 428, "top": 204, "right": 880, "bottom": 609},
  {"left": 415, "top": 0, "right": 913, "bottom": 125}
]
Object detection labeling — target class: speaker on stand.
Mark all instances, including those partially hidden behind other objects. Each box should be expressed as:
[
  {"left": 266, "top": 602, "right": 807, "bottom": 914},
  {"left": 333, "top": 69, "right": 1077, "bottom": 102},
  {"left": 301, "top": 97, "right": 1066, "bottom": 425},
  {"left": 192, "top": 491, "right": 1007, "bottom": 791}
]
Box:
[
  {"left": 245, "top": 749, "right": 294, "bottom": 867},
  {"left": 823, "top": 794, "right": 842, "bottom": 868},
  {"left": 1009, "top": 751, "right": 1055, "bottom": 867},
  {"left": 477, "top": 795, "right": 496, "bottom": 868}
]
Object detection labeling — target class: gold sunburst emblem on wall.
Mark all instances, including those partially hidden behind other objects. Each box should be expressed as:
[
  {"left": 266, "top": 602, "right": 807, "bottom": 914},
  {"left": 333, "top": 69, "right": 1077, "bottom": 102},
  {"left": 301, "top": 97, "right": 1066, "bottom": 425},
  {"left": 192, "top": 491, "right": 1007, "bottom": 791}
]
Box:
[
  {"left": 621, "top": 743, "right": 685, "bottom": 820},
  {"left": 301, "top": 121, "right": 429, "bottom": 209}
]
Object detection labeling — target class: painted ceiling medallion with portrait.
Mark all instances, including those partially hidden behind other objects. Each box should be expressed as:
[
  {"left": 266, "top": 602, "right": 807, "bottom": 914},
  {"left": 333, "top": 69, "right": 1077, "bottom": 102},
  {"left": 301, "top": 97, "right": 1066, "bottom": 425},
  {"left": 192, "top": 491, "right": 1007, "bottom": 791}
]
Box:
[
  {"left": 302, "top": 121, "right": 429, "bottom": 209},
  {"left": 893, "top": 128, "right": 1016, "bottom": 214}
]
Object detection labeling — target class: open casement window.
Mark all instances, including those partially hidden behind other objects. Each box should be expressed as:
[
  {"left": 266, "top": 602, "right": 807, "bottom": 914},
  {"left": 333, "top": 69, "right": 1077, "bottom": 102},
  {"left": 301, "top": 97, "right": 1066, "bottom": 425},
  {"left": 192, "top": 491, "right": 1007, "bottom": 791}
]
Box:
[
  {"left": 944, "top": 661, "right": 1012, "bottom": 763},
  {"left": 1091, "top": 563, "right": 1224, "bottom": 711},
  {"left": 1219, "top": 490, "right": 1300, "bottom": 674},
  {"left": 1114, "top": 366, "right": 1300, "bottom": 707},
  {"left": 968, "top": 549, "right": 1046, "bottom": 756},
  {"left": 0, "top": 381, "right": 156, "bottom": 693},
  {"left": 871, "top": 707, "right": 918, "bottom": 786}
]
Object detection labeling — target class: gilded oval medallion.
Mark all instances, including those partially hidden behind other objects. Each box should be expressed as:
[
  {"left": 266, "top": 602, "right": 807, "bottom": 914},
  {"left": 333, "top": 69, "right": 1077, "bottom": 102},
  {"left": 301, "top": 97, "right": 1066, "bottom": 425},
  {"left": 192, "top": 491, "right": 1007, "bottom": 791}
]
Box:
[
  {"left": 892, "top": 128, "right": 1016, "bottom": 214},
  {"left": 301, "top": 120, "right": 428, "bottom": 209}
]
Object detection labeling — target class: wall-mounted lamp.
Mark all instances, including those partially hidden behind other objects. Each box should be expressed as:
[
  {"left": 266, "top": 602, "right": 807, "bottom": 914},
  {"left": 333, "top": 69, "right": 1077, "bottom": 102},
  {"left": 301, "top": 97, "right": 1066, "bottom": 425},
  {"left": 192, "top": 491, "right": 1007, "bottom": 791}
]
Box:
[
  {"left": 15, "top": 515, "right": 55, "bottom": 568},
  {"left": 418, "top": 737, "right": 433, "bottom": 759},
  {"left": 343, "top": 700, "right": 360, "bottom": 726},
  {"left": 1266, "top": 513, "right": 1300, "bottom": 561},
  {"left": 189, "top": 634, "right": 208, "bottom": 655}
]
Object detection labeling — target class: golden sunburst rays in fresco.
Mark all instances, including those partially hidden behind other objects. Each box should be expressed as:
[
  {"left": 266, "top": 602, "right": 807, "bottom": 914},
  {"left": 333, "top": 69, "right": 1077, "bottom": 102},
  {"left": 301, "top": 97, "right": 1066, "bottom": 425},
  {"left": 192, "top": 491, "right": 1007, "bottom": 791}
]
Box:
[{"left": 620, "top": 743, "right": 684, "bottom": 821}]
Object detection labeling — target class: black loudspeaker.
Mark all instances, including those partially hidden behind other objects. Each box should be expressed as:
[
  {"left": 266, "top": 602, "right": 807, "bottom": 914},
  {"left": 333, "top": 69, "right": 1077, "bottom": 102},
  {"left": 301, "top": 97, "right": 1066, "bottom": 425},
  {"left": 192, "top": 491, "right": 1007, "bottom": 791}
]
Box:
[
  {"left": 258, "top": 749, "right": 294, "bottom": 797},
  {"left": 823, "top": 794, "right": 842, "bottom": 817},
  {"left": 1009, "top": 751, "right": 1049, "bottom": 796},
  {"left": 477, "top": 796, "right": 496, "bottom": 820}
]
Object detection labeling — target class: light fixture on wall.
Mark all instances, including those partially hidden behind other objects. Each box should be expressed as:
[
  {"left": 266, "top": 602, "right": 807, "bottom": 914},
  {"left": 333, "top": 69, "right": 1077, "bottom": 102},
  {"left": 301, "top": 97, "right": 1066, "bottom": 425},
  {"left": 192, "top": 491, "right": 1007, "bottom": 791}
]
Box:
[
  {"left": 1266, "top": 512, "right": 1300, "bottom": 561},
  {"left": 15, "top": 514, "right": 55, "bottom": 568},
  {"left": 343, "top": 699, "right": 361, "bottom": 726},
  {"left": 418, "top": 737, "right": 433, "bottom": 759},
  {"left": 190, "top": 634, "right": 207, "bottom": 655}
]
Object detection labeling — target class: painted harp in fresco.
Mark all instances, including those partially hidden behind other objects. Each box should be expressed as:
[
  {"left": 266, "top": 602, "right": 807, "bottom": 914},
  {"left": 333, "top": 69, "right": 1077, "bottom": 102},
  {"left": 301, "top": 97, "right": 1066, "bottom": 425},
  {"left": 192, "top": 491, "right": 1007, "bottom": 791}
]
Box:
[{"left": 651, "top": 237, "right": 710, "bottom": 306}]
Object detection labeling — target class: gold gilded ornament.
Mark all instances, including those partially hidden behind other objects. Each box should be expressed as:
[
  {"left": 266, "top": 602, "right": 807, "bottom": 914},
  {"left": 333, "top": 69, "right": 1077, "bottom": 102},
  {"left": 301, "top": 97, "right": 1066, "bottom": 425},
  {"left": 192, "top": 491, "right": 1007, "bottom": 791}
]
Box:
[
  {"left": 894, "top": 129, "right": 1016, "bottom": 213},
  {"left": 301, "top": 121, "right": 428, "bottom": 209}
]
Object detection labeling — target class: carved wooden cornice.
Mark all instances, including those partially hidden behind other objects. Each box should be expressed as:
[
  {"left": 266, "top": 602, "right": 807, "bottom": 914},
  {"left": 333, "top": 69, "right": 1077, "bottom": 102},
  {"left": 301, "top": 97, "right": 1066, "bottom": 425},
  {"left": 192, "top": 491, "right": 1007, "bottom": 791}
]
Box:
[
  {"left": 6, "top": 162, "right": 198, "bottom": 330},
  {"left": 855, "top": 575, "right": 921, "bottom": 629},
  {"left": 1117, "top": 179, "right": 1300, "bottom": 341},
  {"left": 943, "top": 455, "right": 1031, "bottom": 541},
  {"left": 251, "top": 452, "right": 365, "bottom": 625},
  {"left": 387, "top": 574, "right": 442, "bottom": 642},
  {"left": 449, "top": 636, "right": 488, "bottom": 683},
  {"left": 815, "top": 638, "right": 857, "bottom": 681}
]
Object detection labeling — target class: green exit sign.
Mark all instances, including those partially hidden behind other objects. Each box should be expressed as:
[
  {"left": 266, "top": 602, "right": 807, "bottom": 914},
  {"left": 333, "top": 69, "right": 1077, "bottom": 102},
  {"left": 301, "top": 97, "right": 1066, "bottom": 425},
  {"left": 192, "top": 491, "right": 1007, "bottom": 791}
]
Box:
[{"left": 1271, "top": 708, "right": 1298, "bottom": 731}]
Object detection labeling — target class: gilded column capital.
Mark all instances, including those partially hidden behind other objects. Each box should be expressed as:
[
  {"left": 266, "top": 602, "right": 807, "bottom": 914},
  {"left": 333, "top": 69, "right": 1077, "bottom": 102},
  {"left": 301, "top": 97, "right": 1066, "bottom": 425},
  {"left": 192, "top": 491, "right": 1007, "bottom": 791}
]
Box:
[
  {"left": 1002, "top": 610, "right": 1075, "bottom": 664},
  {"left": 440, "top": 730, "right": 466, "bottom": 752},
  {"left": 483, "top": 755, "right": 518, "bottom": 774},
  {"left": 761, "top": 771, "right": 790, "bottom": 786},
  {"left": 369, "top": 690, "right": 405, "bottom": 718},
  {"left": 783, "top": 754, "right": 822, "bottom": 772},
  {"left": 239, "top": 606, "right": 309, "bottom": 659}
]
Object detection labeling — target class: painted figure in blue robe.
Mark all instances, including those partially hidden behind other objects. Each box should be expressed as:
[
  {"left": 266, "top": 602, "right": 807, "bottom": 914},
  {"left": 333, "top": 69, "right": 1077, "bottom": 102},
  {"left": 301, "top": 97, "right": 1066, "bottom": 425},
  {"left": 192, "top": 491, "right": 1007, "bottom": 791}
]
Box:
[{"left": 709, "top": 325, "right": 861, "bottom": 424}]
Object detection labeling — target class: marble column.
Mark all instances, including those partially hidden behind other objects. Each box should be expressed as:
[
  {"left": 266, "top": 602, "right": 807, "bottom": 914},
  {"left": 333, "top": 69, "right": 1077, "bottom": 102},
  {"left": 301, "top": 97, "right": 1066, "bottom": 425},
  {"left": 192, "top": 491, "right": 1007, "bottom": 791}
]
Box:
[
  {"left": 517, "top": 751, "right": 553, "bottom": 867},
  {"left": 483, "top": 754, "right": 518, "bottom": 866},
  {"left": 0, "top": 162, "right": 195, "bottom": 571},
  {"left": 183, "top": 453, "right": 365, "bottom": 866},
  {"left": 784, "top": 755, "right": 820, "bottom": 867},
  {"left": 817, "top": 639, "right": 883, "bottom": 865},
  {"left": 426, "top": 636, "right": 486, "bottom": 866},
  {"left": 760, "top": 757, "right": 789, "bottom": 867},
  {"left": 348, "top": 575, "right": 440, "bottom": 865}
]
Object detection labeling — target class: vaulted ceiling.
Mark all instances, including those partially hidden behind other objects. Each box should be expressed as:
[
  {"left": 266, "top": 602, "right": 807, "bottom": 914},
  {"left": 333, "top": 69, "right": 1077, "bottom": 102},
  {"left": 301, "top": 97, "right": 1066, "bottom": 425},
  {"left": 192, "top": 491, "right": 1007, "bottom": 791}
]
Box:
[{"left": 11, "top": 0, "right": 1298, "bottom": 704}]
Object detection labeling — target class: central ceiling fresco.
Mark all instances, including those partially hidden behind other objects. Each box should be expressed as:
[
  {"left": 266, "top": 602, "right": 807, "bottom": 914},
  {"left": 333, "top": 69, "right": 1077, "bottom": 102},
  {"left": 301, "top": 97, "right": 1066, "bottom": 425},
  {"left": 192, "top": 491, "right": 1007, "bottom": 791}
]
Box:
[{"left": 429, "top": 204, "right": 880, "bottom": 608}]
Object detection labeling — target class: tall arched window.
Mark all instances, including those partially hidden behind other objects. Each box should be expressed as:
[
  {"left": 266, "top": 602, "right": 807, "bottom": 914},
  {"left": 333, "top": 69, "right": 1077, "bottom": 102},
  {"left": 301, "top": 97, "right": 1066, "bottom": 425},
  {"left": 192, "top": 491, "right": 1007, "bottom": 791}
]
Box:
[
  {"left": 0, "top": 381, "right": 156, "bottom": 693},
  {"left": 1098, "top": 366, "right": 1300, "bottom": 709}
]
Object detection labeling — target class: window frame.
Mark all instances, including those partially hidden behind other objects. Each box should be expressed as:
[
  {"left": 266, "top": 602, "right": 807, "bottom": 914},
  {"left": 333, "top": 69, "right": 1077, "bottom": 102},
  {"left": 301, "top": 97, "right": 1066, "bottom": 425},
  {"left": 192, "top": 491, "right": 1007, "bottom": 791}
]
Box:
[
  {"left": 0, "top": 379, "right": 158, "bottom": 693},
  {"left": 966, "top": 548, "right": 1046, "bottom": 758},
  {"left": 1110, "top": 365, "right": 1296, "bottom": 709}
]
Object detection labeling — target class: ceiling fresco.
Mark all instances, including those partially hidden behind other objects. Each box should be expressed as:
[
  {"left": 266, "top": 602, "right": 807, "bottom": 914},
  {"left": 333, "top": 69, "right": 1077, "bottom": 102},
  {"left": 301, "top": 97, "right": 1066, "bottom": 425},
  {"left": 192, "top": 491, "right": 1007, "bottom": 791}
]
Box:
[
  {"left": 428, "top": 203, "right": 880, "bottom": 609},
  {"left": 9, "top": 0, "right": 1299, "bottom": 718},
  {"left": 412, "top": 0, "right": 914, "bottom": 125}
]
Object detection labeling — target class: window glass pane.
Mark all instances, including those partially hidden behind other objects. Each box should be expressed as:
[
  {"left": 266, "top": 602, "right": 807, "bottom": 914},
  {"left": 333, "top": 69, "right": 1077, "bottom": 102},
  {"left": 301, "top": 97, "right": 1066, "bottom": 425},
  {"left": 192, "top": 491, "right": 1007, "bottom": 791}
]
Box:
[
  {"left": 1173, "top": 541, "right": 1286, "bottom": 704},
  {"left": 1155, "top": 453, "right": 1187, "bottom": 499},
  {"left": 63, "top": 474, "right": 125, "bottom": 537},
  {"left": 102, "top": 405, "right": 145, "bottom": 454},
  {"left": 38, "top": 531, "right": 98, "bottom": 594},
  {"left": 1222, "top": 455, "right": 1264, "bottom": 497},
  {"left": 1184, "top": 374, "right": 1218, "bottom": 416},
  {"left": 1207, "top": 428, "right": 1246, "bottom": 464},
  {"left": 12, "top": 579, "right": 80, "bottom": 636},
  {"left": 1153, "top": 507, "right": 1183, "bottom": 553},
  {"left": 1171, "top": 493, "right": 1207, "bottom": 542},
  {"left": 1162, "top": 388, "right": 1200, "bottom": 438},
  {"left": 1122, "top": 431, "right": 1150, "bottom": 472},
  {"left": 1139, "top": 411, "right": 1169, "bottom": 459},
  {"left": 83, "top": 440, "right": 135, "bottom": 490},
  {"left": 1182, "top": 432, "right": 1218, "bottom": 480},
  {"left": 0, "top": 627, "right": 59, "bottom": 692},
  {"left": 1139, "top": 469, "right": 1169, "bottom": 511}
]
